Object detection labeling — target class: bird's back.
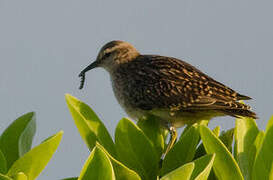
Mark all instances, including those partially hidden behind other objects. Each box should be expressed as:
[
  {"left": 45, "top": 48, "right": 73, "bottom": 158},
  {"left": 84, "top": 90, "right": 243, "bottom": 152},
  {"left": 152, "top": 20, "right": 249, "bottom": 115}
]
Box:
[{"left": 111, "top": 55, "right": 257, "bottom": 124}]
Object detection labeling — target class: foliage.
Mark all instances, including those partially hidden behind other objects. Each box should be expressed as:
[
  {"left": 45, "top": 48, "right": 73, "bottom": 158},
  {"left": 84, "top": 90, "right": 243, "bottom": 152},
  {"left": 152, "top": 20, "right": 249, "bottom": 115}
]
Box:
[
  {"left": 1, "top": 94, "right": 272, "bottom": 180},
  {"left": 0, "top": 112, "right": 63, "bottom": 180},
  {"left": 65, "top": 94, "right": 273, "bottom": 180}
]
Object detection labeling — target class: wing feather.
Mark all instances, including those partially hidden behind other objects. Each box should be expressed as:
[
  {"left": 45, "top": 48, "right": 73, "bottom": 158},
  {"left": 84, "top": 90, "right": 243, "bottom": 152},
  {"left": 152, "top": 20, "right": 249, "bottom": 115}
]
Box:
[{"left": 116, "top": 55, "right": 253, "bottom": 113}]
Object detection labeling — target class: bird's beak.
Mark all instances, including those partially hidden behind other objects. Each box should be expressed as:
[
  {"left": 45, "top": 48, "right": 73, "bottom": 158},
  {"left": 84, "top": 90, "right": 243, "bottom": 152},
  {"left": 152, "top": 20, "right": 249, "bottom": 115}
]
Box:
[
  {"left": 78, "top": 60, "right": 100, "bottom": 90},
  {"left": 78, "top": 61, "right": 99, "bottom": 77}
]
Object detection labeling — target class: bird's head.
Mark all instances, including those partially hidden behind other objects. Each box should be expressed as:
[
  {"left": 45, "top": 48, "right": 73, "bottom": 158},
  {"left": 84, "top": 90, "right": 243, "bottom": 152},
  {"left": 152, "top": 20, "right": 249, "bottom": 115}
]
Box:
[{"left": 78, "top": 40, "right": 139, "bottom": 89}]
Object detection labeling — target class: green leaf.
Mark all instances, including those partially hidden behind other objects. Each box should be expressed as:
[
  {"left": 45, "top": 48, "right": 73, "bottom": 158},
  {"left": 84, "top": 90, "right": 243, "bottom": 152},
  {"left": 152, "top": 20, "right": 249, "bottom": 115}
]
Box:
[
  {"left": 78, "top": 145, "right": 115, "bottom": 180},
  {"left": 212, "top": 126, "right": 221, "bottom": 137},
  {"left": 194, "top": 126, "right": 220, "bottom": 160},
  {"left": 219, "top": 128, "right": 234, "bottom": 153},
  {"left": 96, "top": 143, "right": 141, "bottom": 180},
  {"left": 0, "top": 112, "right": 36, "bottom": 169},
  {"left": 137, "top": 116, "right": 167, "bottom": 159},
  {"left": 0, "top": 173, "right": 12, "bottom": 180},
  {"left": 252, "top": 116, "right": 273, "bottom": 180},
  {"left": 7, "top": 131, "right": 63, "bottom": 180},
  {"left": 191, "top": 154, "right": 215, "bottom": 180},
  {"left": 15, "top": 172, "right": 27, "bottom": 180},
  {"left": 200, "top": 125, "right": 243, "bottom": 180},
  {"left": 253, "top": 131, "right": 265, "bottom": 158},
  {"left": 162, "top": 125, "right": 199, "bottom": 175},
  {"left": 161, "top": 162, "right": 194, "bottom": 180},
  {"left": 0, "top": 149, "right": 7, "bottom": 174},
  {"left": 115, "top": 118, "right": 158, "bottom": 180},
  {"left": 60, "top": 178, "right": 78, "bottom": 180},
  {"left": 65, "top": 94, "right": 116, "bottom": 156},
  {"left": 234, "top": 117, "right": 259, "bottom": 180},
  {"left": 180, "top": 125, "right": 192, "bottom": 138}
]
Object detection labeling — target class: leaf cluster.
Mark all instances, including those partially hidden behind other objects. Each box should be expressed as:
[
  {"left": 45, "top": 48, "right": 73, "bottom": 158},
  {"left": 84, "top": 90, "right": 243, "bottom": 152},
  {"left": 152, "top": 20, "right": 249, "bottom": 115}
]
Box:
[
  {"left": 0, "top": 112, "right": 63, "bottom": 180},
  {"left": 65, "top": 94, "right": 273, "bottom": 180},
  {"left": 0, "top": 94, "right": 272, "bottom": 180}
]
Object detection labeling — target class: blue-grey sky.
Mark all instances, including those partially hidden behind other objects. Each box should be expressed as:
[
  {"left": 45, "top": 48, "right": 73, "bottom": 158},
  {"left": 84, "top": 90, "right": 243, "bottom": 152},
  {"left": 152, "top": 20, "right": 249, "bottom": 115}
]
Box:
[{"left": 0, "top": 0, "right": 272, "bottom": 179}]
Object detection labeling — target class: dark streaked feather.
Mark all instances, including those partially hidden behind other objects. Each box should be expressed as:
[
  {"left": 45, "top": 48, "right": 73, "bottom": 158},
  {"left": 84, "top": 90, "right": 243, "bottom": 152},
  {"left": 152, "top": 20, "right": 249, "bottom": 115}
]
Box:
[
  {"left": 114, "top": 55, "right": 256, "bottom": 118},
  {"left": 219, "top": 109, "right": 257, "bottom": 119}
]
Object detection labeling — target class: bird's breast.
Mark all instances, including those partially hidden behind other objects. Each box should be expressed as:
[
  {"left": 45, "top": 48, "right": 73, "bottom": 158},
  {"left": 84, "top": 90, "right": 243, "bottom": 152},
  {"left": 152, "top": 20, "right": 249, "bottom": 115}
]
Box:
[{"left": 111, "top": 74, "right": 146, "bottom": 120}]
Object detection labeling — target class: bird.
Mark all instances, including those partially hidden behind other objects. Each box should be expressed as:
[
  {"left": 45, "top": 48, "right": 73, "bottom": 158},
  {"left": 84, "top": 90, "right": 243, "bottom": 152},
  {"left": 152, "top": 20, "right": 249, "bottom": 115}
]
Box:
[{"left": 78, "top": 40, "right": 257, "bottom": 155}]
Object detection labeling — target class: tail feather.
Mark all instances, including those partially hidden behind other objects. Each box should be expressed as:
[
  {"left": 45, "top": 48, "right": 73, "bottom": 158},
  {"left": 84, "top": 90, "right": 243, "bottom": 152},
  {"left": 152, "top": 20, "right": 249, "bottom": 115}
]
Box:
[
  {"left": 220, "top": 109, "right": 258, "bottom": 119},
  {"left": 237, "top": 93, "right": 252, "bottom": 100}
]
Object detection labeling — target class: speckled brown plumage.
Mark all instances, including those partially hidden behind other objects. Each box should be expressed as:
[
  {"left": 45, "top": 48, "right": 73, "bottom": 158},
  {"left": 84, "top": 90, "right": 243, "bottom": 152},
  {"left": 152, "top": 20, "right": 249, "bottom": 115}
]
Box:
[
  {"left": 113, "top": 54, "right": 254, "bottom": 113},
  {"left": 79, "top": 40, "right": 257, "bottom": 129}
]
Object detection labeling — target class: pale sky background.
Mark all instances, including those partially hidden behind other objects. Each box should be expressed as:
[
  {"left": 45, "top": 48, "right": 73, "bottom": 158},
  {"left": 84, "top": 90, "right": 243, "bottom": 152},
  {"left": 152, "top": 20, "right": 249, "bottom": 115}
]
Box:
[{"left": 0, "top": 0, "right": 272, "bottom": 179}]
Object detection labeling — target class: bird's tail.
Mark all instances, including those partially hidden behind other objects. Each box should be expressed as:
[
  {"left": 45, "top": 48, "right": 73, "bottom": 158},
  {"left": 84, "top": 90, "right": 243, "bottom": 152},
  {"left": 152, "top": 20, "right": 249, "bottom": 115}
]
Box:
[{"left": 220, "top": 109, "right": 258, "bottom": 119}]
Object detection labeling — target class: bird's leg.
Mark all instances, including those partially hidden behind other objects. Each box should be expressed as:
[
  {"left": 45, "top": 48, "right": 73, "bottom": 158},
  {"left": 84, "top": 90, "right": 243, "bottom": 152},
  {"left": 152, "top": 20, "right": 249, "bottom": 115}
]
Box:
[
  {"left": 160, "top": 126, "right": 177, "bottom": 168},
  {"left": 165, "top": 126, "right": 177, "bottom": 154},
  {"left": 161, "top": 125, "right": 177, "bottom": 161}
]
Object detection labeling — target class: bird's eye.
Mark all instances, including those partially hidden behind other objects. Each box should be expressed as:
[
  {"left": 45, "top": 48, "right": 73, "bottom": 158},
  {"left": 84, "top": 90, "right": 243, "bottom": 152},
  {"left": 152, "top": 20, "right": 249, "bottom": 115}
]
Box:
[{"left": 103, "top": 52, "right": 111, "bottom": 59}]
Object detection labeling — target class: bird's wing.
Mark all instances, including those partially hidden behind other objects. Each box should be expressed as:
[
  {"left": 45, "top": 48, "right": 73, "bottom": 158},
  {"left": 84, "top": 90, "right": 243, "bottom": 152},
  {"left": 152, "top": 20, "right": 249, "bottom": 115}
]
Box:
[{"left": 123, "top": 55, "right": 251, "bottom": 111}]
